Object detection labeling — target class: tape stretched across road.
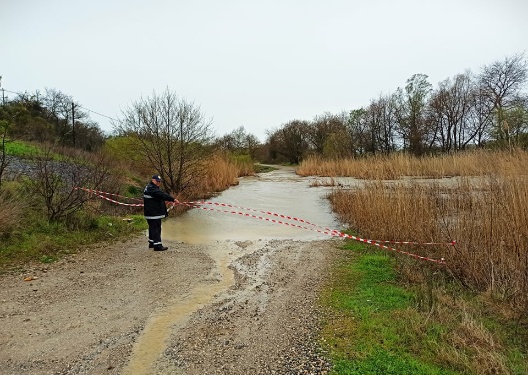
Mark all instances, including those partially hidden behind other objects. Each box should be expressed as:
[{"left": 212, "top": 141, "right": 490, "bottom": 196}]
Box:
[{"left": 76, "top": 187, "right": 451, "bottom": 265}]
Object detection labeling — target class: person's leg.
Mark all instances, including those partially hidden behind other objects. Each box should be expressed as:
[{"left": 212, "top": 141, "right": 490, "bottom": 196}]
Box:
[
  {"left": 151, "top": 219, "right": 167, "bottom": 250},
  {"left": 146, "top": 219, "right": 157, "bottom": 248}
]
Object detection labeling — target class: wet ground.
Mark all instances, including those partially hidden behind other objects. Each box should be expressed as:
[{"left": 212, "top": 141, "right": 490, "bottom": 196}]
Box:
[{"left": 0, "top": 166, "right": 343, "bottom": 374}]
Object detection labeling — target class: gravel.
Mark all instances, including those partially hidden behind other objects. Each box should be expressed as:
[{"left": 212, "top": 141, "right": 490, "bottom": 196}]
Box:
[{"left": 0, "top": 235, "right": 340, "bottom": 374}]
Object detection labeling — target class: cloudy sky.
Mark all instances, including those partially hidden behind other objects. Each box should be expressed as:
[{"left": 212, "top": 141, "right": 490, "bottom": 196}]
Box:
[{"left": 2, "top": 0, "right": 527, "bottom": 141}]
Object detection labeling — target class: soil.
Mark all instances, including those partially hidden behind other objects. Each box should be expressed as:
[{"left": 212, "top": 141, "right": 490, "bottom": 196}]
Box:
[{"left": 0, "top": 234, "right": 342, "bottom": 374}]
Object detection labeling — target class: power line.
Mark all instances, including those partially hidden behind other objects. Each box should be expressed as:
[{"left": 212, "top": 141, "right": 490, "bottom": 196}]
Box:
[{"left": 1, "top": 88, "right": 118, "bottom": 122}]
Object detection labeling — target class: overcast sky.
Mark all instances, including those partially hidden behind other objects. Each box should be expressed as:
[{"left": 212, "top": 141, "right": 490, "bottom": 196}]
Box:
[{"left": 2, "top": 0, "right": 527, "bottom": 142}]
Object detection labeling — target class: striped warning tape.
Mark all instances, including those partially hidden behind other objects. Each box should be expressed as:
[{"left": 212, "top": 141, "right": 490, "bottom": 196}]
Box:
[{"left": 76, "top": 187, "right": 450, "bottom": 264}]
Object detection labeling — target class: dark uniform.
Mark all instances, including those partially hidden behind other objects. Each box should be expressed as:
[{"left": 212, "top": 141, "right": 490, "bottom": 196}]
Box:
[{"left": 143, "top": 175, "right": 175, "bottom": 251}]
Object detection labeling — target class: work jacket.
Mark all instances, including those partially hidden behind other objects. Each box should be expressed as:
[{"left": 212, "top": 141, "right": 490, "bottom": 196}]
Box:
[{"left": 143, "top": 182, "right": 175, "bottom": 219}]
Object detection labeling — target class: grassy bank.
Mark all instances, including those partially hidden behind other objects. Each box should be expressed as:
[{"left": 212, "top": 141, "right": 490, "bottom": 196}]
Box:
[
  {"left": 321, "top": 241, "right": 527, "bottom": 374},
  {"left": 0, "top": 213, "right": 147, "bottom": 272}
]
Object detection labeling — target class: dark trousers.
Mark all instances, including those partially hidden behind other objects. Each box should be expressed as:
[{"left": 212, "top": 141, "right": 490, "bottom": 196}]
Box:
[{"left": 146, "top": 219, "right": 162, "bottom": 247}]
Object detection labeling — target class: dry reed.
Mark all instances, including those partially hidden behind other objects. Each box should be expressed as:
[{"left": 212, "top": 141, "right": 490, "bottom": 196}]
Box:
[
  {"left": 326, "top": 149, "right": 528, "bottom": 313},
  {"left": 298, "top": 149, "right": 528, "bottom": 179}
]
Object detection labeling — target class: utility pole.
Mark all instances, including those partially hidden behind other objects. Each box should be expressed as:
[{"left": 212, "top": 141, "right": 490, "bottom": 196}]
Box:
[
  {"left": 72, "top": 102, "right": 76, "bottom": 147},
  {"left": 0, "top": 76, "right": 4, "bottom": 105}
]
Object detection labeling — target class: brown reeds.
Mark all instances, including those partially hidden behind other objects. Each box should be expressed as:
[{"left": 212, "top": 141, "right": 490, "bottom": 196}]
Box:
[
  {"left": 0, "top": 187, "right": 24, "bottom": 239},
  {"left": 326, "top": 149, "right": 528, "bottom": 313},
  {"left": 298, "top": 149, "right": 528, "bottom": 179}
]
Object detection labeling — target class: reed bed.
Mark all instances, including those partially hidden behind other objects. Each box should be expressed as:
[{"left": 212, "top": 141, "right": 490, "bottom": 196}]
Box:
[
  {"left": 298, "top": 149, "right": 528, "bottom": 179},
  {"left": 325, "top": 150, "right": 528, "bottom": 313}
]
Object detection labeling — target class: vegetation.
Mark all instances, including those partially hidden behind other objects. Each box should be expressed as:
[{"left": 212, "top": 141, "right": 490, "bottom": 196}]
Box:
[
  {"left": 321, "top": 242, "right": 527, "bottom": 374},
  {"left": 0, "top": 87, "right": 262, "bottom": 270},
  {"left": 267, "top": 53, "right": 527, "bottom": 164},
  {"left": 315, "top": 150, "right": 528, "bottom": 374}
]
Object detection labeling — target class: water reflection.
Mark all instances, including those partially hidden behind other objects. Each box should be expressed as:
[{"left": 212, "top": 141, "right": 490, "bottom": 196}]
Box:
[{"left": 163, "top": 167, "right": 342, "bottom": 244}]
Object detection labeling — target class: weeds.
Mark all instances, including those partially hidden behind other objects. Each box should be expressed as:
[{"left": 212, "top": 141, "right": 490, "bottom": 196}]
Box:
[{"left": 321, "top": 242, "right": 527, "bottom": 374}]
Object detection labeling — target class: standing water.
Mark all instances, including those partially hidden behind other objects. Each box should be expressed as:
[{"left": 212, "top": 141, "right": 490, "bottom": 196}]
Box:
[
  {"left": 163, "top": 166, "right": 342, "bottom": 243},
  {"left": 124, "top": 166, "right": 342, "bottom": 374}
]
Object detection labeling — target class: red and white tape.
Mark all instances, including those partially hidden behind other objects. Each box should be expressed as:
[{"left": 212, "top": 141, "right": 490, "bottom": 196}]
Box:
[{"left": 77, "top": 187, "right": 450, "bottom": 264}]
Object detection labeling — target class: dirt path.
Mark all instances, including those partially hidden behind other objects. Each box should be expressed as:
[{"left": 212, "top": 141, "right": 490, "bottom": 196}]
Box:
[{"left": 0, "top": 234, "right": 340, "bottom": 374}]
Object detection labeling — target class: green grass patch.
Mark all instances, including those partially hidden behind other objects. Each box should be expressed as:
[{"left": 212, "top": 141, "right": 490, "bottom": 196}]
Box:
[
  {"left": 320, "top": 241, "right": 528, "bottom": 374},
  {"left": 254, "top": 164, "right": 278, "bottom": 173},
  {"left": 3, "top": 140, "right": 43, "bottom": 157},
  {"left": 321, "top": 242, "right": 459, "bottom": 375},
  {"left": 0, "top": 214, "right": 147, "bottom": 272}
]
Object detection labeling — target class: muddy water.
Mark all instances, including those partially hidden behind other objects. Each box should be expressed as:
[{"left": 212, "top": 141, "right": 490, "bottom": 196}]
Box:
[
  {"left": 163, "top": 166, "right": 342, "bottom": 244},
  {"left": 124, "top": 166, "right": 341, "bottom": 374}
]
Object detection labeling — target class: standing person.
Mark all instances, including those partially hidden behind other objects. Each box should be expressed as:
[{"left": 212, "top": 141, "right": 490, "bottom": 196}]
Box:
[{"left": 143, "top": 174, "right": 176, "bottom": 251}]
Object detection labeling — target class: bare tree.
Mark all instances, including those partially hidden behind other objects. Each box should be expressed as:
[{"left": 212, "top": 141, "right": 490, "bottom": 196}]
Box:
[
  {"left": 366, "top": 94, "right": 399, "bottom": 155},
  {"left": 25, "top": 147, "right": 119, "bottom": 222},
  {"left": 478, "top": 53, "right": 528, "bottom": 146},
  {"left": 307, "top": 112, "right": 347, "bottom": 155},
  {"left": 114, "top": 88, "right": 214, "bottom": 195},
  {"left": 216, "top": 126, "right": 261, "bottom": 158},
  {"left": 428, "top": 72, "right": 476, "bottom": 152}
]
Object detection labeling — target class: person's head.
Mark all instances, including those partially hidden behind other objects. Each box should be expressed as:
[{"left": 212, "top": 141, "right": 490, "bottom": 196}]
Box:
[{"left": 151, "top": 175, "right": 162, "bottom": 186}]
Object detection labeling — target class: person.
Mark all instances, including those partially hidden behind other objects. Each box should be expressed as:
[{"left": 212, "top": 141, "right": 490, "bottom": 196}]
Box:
[{"left": 143, "top": 174, "right": 176, "bottom": 251}]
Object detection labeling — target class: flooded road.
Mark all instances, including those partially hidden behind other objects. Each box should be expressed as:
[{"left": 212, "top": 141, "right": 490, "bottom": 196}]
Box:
[
  {"left": 163, "top": 166, "right": 342, "bottom": 244},
  {"left": 122, "top": 166, "right": 343, "bottom": 374}
]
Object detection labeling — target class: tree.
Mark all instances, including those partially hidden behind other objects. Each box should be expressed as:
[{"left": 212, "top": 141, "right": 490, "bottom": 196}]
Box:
[
  {"left": 307, "top": 112, "right": 347, "bottom": 155},
  {"left": 216, "top": 126, "right": 261, "bottom": 158},
  {"left": 428, "top": 72, "right": 476, "bottom": 152},
  {"left": 267, "top": 120, "right": 310, "bottom": 164},
  {"left": 366, "top": 94, "right": 399, "bottom": 154},
  {"left": 25, "top": 147, "right": 119, "bottom": 222},
  {"left": 395, "top": 74, "right": 432, "bottom": 155},
  {"left": 478, "top": 53, "right": 528, "bottom": 147},
  {"left": 114, "top": 88, "right": 214, "bottom": 195},
  {"left": 346, "top": 108, "right": 369, "bottom": 156}
]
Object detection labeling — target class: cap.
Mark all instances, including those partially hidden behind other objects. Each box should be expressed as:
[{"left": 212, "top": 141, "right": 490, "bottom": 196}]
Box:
[{"left": 152, "top": 175, "right": 162, "bottom": 182}]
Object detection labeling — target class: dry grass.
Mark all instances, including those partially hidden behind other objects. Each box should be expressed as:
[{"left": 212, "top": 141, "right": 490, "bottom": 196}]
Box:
[
  {"left": 185, "top": 153, "right": 253, "bottom": 199},
  {"left": 298, "top": 149, "right": 528, "bottom": 179},
  {"left": 324, "top": 149, "right": 528, "bottom": 314},
  {"left": 0, "top": 187, "right": 24, "bottom": 239}
]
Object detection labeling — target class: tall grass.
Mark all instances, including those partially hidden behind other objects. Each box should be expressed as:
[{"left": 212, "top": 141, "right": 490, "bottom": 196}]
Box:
[
  {"left": 325, "top": 150, "right": 528, "bottom": 315},
  {"left": 298, "top": 149, "right": 528, "bottom": 179},
  {"left": 185, "top": 152, "right": 254, "bottom": 199}
]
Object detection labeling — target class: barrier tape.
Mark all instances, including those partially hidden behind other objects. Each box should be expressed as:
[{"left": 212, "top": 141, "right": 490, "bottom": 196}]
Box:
[{"left": 76, "top": 187, "right": 449, "bottom": 265}]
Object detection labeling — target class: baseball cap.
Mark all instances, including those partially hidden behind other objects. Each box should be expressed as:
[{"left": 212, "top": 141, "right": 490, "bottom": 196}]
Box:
[{"left": 152, "top": 175, "right": 162, "bottom": 182}]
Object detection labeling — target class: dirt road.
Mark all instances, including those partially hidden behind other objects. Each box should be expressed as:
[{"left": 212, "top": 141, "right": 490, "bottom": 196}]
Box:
[{"left": 0, "top": 233, "right": 341, "bottom": 374}]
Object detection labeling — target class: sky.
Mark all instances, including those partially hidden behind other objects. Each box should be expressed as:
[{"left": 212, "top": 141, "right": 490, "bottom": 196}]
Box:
[{"left": 2, "top": 0, "right": 527, "bottom": 142}]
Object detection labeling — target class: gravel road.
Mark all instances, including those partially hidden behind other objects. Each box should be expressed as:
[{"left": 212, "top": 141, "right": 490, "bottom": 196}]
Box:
[{"left": 0, "top": 234, "right": 341, "bottom": 374}]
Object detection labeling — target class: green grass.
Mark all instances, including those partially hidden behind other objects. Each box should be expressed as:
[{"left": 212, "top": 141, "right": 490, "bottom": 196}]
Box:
[
  {"left": 3, "top": 140, "right": 43, "bottom": 157},
  {"left": 254, "top": 164, "right": 278, "bottom": 173},
  {"left": 0, "top": 214, "right": 147, "bottom": 272},
  {"left": 320, "top": 241, "right": 528, "bottom": 374},
  {"left": 321, "top": 242, "right": 459, "bottom": 375}
]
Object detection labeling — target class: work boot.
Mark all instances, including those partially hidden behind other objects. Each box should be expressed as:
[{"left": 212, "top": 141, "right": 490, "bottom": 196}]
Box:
[
  {"left": 154, "top": 246, "right": 168, "bottom": 251},
  {"left": 149, "top": 243, "right": 154, "bottom": 248}
]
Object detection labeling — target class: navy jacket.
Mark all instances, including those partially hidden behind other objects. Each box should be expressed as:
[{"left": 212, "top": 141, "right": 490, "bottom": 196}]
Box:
[{"left": 143, "top": 182, "right": 175, "bottom": 219}]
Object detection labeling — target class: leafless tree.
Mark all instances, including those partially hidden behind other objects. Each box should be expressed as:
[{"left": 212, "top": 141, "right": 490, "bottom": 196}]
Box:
[
  {"left": 114, "top": 88, "right": 214, "bottom": 195},
  {"left": 307, "top": 112, "right": 348, "bottom": 155},
  {"left": 478, "top": 53, "right": 528, "bottom": 146},
  {"left": 216, "top": 126, "right": 261, "bottom": 158},
  {"left": 25, "top": 147, "right": 119, "bottom": 222},
  {"left": 366, "top": 94, "right": 399, "bottom": 154},
  {"left": 428, "top": 72, "right": 476, "bottom": 151}
]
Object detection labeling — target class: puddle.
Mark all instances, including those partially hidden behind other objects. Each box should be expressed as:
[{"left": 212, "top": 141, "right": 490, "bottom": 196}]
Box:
[{"left": 122, "top": 252, "right": 234, "bottom": 375}]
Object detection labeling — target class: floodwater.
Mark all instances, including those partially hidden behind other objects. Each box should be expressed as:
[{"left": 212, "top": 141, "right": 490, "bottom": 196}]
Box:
[
  {"left": 163, "top": 166, "right": 343, "bottom": 244},
  {"left": 124, "top": 166, "right": 342, "bottom": 374}
]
